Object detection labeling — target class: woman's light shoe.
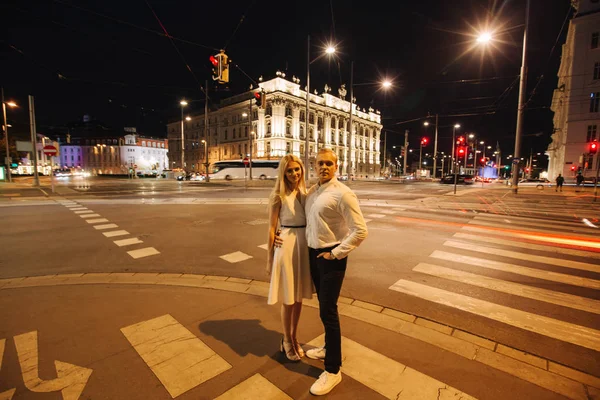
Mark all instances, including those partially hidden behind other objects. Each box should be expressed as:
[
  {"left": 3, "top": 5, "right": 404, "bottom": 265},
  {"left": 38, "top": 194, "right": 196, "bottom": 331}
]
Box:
[{"left": 280, "top": 338, "right": 300, "bottom": 361}]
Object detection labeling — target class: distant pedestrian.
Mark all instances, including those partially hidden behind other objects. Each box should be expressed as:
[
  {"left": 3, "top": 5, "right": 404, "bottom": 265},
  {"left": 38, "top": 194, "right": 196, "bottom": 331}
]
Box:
[
  {"left": 576, "top": 174, "right": 584, "bottom": 187},
  {"left": 304, "top": 148, "right": 368, "bottom": 396},
  {"left": 266, "top": 155, "right": 313, "bottom": 362},
  {"left": 555, "top": 174, "right": 564, "bottom": 192}
]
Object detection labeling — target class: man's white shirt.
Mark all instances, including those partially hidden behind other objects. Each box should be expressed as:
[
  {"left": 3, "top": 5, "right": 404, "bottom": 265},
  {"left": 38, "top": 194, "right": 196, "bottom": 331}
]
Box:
[{"left": 305, "top": 177, "right": 368, "bottom": 259}]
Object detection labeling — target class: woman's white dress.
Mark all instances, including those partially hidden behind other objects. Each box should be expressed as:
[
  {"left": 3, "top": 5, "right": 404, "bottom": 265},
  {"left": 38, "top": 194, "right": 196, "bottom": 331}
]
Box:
[{"left": 267, "top": 192, "right": 313, "bottom": 305}]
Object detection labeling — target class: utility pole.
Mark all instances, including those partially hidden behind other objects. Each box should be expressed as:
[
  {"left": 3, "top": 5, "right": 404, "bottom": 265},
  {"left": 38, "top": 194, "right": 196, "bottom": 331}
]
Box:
[
  {"left": 305, "top": 35, "right": 311, "bottom": 181},
  {"left": 403, "top": 130, "right": 408, "bottom": 177},
  {"left": 382, "top": 130, "right": 387, "bottom": 177},
  {"left": 204, "top": 80, "right": 210, "bottom": 182},
  {"left": 432, "top": 113, "right": 439, "bottom": 178},
  {"left": 347, "top": 61, "right": 354, "bottom": 179},
  {"left": 248, "top": 97, "right": 253, "bottom": 180},
  {"left": 28, "top": 95, "right": 40, "bottom": 187},
  {"left": 511, "top": 0, "right": 530, "bottom": 194},
  {"left": 2, "top": 88, "right": 12, "bottom": 182}
]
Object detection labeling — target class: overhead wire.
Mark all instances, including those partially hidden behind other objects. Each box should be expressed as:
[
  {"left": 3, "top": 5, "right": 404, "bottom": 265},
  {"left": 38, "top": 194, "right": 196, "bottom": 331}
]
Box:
[{"left": 223, "top": 0, "right": 256, "bottom": 50}]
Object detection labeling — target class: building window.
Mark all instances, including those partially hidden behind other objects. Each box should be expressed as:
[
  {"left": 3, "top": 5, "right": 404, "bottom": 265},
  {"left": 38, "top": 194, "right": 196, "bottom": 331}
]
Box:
[
  {"left": 331, "top": 118, "right": 336, "bottom": 128},
  {"left": 300, "top": 125, "right": 305, "bottom": 139},
  {"left": 266, "top": 104, "right": 272, "bottom": 116},
  {"left": 591, "top": 92, "right": 600, "bottom": 113},
  {"left": 233, "top": 128, "right": 236, "bottom": 138},
  {"left": 245, "top": 126, "right": 248, "bottom": 137},
  {"left": 594, "top": 62, "right": 600, "bottom": 80},
  {"left": 266, "top": 141, "right": 271, "bottom": 154},
  {"left": 285, "top": 105, "right": 292, "bottom": 117},
  {"left": 225, "top": 129, "right": 228, "bottom": 140},
  {"left": 588, "top": 125, "right": 598, "bottom": 142},
  {"left": 286, "top": 141, "right": 291, "bottom": 153},
  {"left": 286, "top": 123, "right": 291, "bottom": 137},
  {"left": 592, "top": 32, "right": 599, "bottom": 49},
  {"left": 309, "top": 112, "right": 315, "bottom": 124},
  {"left": 300, "top": 111, "right": 305, "bottom": 122}
]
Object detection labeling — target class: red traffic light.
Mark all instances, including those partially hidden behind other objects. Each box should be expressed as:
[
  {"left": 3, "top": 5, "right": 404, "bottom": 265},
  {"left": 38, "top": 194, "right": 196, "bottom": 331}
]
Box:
[
  {"left": 421, "top": 137, "right": 428, "bottom": 145},
  {"left": 480, "top": 157, "right": 486, "bottom": 164},
  {"left": 570, "top": 165, "right": 576, "bottom": 171},
  {"left": 254, "top": 91, "right": 263, "bottom": 107},
  {"left": 458, "top": 147, "right": 465, "bottom": 156},
  {"left": 209, "top": 55, "right": 218, "bottom": 67},
  {"left": 590, "top": 141, "right": 598, "bottom": 154},
  {"left": 457, "top": 136, "right": 465, "bottom": 143}
]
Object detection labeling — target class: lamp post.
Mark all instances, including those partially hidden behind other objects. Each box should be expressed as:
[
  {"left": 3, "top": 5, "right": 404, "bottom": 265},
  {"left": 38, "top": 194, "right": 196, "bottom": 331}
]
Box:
[
  {"left": 201, "top": 139, "right": 209, "bottom": 181},
  {"left": 476, "top": 0, "right": 530, "bottom": 193},
  {"left": 1, "top": 88, "right": 17, "bottom": 183},
  {"left": 179, "top": 100, "right": 188, "bottom": 171}
]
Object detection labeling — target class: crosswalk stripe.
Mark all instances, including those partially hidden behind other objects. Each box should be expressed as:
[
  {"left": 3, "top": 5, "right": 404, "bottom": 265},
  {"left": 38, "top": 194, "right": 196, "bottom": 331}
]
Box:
[
  {"left": 93, "top": 224, "right": 118, "bottom": 230},
  {"left": 69, "top": 207, "right": 87, "bottom": 211},
  {"left": 472, "top": 216, "right": 599, "bottom": 235},
  {"left": 467, "top": 219, "right": 600, "bottom": 240},
  {"left": 306, "top": 334, "right": 476, "bottom": 399},
  {"left": 443, "top": 240, "right": 600, "bottom": 274},
  {"left": 461, "top": 226, "right": 600, "bottom": 250},
  {"left": 86, "top": 218, "right": 109, "bottom": 224},
  {"left": 127, "top": 247, "right": 160, "bottom": 259},
  {"left": 121, "top": 314, "right": 231, "bottom": 398},
  {"left": 74, "top": 210, "right": 94, "bottom": 214},
  {"left": 452, "top": 232, "right": 600, "bottom": 260},
  {"left": 102, "top": 230, "right": 129, "bottom": 238},
  {"left": 413, "top": 263, "right": 600, "bottom": 315},
  {"left": 79, "top": 214, "right": 101, "bottom": 219},
  {"left": 214, "top": 374, "right": 292, "bottom": 400},
  {"left": 473, "top": 213, "right": 596, "bottom": 230},
  {"left": 430, "top": 250, "right": 600, "bottom": 290},
  {"left": 389, "top": 280, "right": 600, "bottom": 351},
  {"left": 113, "top": 238, "right": 143, "bottom": 247}
]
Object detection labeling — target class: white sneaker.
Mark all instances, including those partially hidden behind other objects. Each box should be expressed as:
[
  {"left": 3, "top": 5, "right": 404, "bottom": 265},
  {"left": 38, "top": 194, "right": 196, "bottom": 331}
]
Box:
[
  {"left": 306, "top": 346, "right": 326, "bottom": 360},
  {"left": 310, "top": 371, "right": 342, "bottom": 396}
]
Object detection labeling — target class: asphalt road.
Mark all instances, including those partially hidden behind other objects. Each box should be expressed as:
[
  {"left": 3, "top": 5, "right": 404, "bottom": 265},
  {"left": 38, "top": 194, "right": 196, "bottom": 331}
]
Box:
[{"left": 1, "top": 176, "right": 599, "bottom": 399}]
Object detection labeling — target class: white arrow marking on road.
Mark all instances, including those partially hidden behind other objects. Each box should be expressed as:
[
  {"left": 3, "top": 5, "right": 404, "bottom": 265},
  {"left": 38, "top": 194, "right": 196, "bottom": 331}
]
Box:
[
  {"left": 13, "top": 331, "right": 92, "bottom": 400},
  {"left": 0, "top": 339, "right": 16, "bottom": 400}
]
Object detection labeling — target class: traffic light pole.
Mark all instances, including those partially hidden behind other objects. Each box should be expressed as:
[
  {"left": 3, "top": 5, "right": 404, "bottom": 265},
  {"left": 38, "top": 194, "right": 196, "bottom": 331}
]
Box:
[
  {"left": 248, "top": 97, "right": 253, "bottom": 180},
  {"left": 28, "top": 95, "right": 40, "bottom": 187},
  {"left": 1, "top": 88, "right": 12, "bottom": 183},
  {"left": 432, "top": 113, "right": 439, "bottom": 178},
  {"left": 403, "top": 130, "right": 408, "bottom": 177},
  {"left": 204, "top": 80, "right": 210, "bottom": 182}
]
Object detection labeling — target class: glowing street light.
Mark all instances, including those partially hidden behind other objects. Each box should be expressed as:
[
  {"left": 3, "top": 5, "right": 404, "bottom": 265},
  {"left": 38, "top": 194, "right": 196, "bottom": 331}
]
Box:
[
  {"left": 325, "top": 46, "right": 336, "bottom": 55},
  {"left": 382, "top": 80, "right": 392, "bottom": 89},
  {"left": 476, "top": 32, "right": 492, "bottom": 44},
  {"left": 185, "top": 116, "right": 191, "bottom": 121}
]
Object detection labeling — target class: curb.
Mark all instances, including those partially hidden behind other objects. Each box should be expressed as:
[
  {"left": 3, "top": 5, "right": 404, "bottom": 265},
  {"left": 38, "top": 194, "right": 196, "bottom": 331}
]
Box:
[{"left": 1, "top": 272, "right": 598, "bottom": 400}]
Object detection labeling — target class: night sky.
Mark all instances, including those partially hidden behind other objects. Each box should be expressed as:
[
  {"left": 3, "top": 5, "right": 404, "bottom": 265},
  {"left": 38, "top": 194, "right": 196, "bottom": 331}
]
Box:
[{"left": 2, "top": 0, "right": 572, "bottom": 162}]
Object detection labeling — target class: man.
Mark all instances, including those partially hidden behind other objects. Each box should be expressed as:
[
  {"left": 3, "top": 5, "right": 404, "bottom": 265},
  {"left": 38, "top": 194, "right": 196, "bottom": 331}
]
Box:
[
  {"left": 555, "top": 174, "right": 564, "bottom": 192},
  {"left": 304, "top": 148, "right": 368, "bottom": 396}
]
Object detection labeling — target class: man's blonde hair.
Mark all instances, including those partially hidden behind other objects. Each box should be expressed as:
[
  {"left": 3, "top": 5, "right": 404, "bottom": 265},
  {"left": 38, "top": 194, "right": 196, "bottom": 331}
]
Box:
[{"left": 317, "top": 148, "right": 338, "bottom": 164}]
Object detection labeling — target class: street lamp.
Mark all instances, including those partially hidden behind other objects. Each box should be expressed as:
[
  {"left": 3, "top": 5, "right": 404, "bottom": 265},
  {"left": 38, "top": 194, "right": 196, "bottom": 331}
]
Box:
[
  {"left": 179, "top": 100, "right": 188, "bottom": 172},
  {"left": 1, "top": 88, "right": 17, "bottom": 183},
  {"left": 451, "top": 124, "right": 460, "bottom": 174}
]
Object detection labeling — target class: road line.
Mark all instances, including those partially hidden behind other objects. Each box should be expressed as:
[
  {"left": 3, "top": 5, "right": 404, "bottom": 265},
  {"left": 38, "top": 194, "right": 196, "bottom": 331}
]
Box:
[
  {"left": 443, "top": 240, "right": 600, "bottom": 274},
  {"left": 461, "top": 226, "right": 600, "bottom": 250},
  {"left": 69, "top": 207, "right": 88, "bottom": 211},
  {"left": 219, "top": 251, "right": 252, "bottom": 263},
  {"left": 366, "top": 214, "right": 386, "bottom": 218},
  {"left": 467, "top": 219, "right": 600, "bottom": 240},
  {"left": 113, "top": 238, "right": 143, "bottom": 247},
  {"left": 85, "top": 218, "right": 109, "bottom": 224},
  {"left": 214, "top": 374, "right": 292, "bottom": 400},
  {"left": 102, "top": 230, "right": 129, "bottom": 238},
  {"left": 258, "top": 243, "right": 268, "bottom": 250},
  {"left": 127, "top": 247, "right": 160, "bottom": 259},
  {"left": 79, "top": 214, "right": 101, "bottom": 219},
  {"left": 413, "top": 263, "right": 600, "bottom": 315},
  {"left": 74, "top": 210, "right": 94, "bottom": 214},
  {"left": 121, "top": 314, "right": 231, "bottom": 398},
  {"left": 389, "top": 280, "right": 600, "bottom": 351},
  {"left": 430, "top": 250, "right": 600, "bottom": 290},
  {"left": 306, "top": 334, "right": 476, "bottom": 399},
  {"left": 473, "top": 214, "right": 596, "bottom": 230},
  {"left": 471, "top": 217, "right": 598, "bottom": 235},
  {"left": 452, "top": 233, "right": 600, "bottom": 259},
  {"left": 93, "top": 224, "right": 118, "bottom": 230}
]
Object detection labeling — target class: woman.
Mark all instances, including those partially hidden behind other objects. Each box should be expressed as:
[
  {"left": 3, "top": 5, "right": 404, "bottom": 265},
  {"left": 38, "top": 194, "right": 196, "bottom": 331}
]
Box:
[{"left": 267, "top": 154, "right": 313, "bottom": 361}]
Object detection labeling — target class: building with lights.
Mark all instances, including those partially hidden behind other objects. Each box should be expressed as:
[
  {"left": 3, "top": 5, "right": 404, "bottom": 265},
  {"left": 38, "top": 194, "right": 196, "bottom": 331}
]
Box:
[
  {"left": 167, "top": 75, "right": 383, "bottom": 178},
  {"left": 548, "top": 0, "right": 600, "bottom": 181}
]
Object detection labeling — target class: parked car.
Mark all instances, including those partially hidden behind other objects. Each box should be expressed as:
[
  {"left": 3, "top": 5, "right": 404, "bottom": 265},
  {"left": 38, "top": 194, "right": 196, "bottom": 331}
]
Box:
[
  {"left": 440, "top": 174, "right": 474, "bottom": 184},
  {"left": 508, "top": 178, "right": 552, "bottom": 189}
]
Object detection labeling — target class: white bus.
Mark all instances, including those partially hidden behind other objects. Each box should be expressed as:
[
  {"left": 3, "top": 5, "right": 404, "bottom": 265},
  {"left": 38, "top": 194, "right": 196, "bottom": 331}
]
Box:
[{"left": 209, "top": 159, "right": 279, "bottom": 180}]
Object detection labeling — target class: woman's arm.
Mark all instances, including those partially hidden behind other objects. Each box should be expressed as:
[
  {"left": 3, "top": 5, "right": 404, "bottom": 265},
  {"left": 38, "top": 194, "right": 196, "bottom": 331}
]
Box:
[{"left": 266, "top": 197, "right": 281, "bottom": 276}]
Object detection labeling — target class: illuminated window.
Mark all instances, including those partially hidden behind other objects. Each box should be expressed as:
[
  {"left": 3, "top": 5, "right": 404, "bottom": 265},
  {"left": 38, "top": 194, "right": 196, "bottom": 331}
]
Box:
[{"left": 591, "top": 92, "right": 600, "bottom": 113}]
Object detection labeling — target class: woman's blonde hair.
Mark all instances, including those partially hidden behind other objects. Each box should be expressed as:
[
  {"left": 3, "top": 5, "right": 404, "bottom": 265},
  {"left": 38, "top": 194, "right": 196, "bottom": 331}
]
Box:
[{"left": 269, "top": 154, "right": 306, "bottom": 206}]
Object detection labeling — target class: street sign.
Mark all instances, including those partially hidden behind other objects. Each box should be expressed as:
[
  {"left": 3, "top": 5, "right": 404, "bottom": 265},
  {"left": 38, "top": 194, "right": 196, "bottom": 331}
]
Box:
[
  {"left": 43, "top": 145, "right": 58, "bottom": 156},
  {"left": 243, "top": 157, "right": 249, "bottom": 166}
]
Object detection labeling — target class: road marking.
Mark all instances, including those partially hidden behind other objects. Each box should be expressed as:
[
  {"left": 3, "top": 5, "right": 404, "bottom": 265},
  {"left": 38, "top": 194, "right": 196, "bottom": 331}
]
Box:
[
  {"left": 69, "top": 207, "right": 88, "bottom": 211},
  {"left": 121, "top": 314, "right": 231, "bottom": 398},
  {"left": 114, "top": 238, "right": 143, "bottom": 247},
  {"left": 443, "top": 240, "right": 600, "bottom": 274},
  {"left": 214, "top": 374, "right": 292, "bottom": 400},
  {"left": 103, "top": 230, "right": 130, "bottom": 238},
  {"left": 0, "top": 338, "right": 15, "bottom": 400},
  {"left": 468, "top": 218, "right": 599, "bottom": 236},
  {"left": 392, "top": 208, "right": 406, "bottom": 212},
  {"left": 366, "top": 213, "right": 386, "bottom": 218},
  {"left": 220, "top": 251, "right": 253, "bottom": 263},
  {"left": 258, "top": 243, "right": 268, "bottom": 250},
  {"left": 127, "top": 247, "right": 160, "bottom": 259},
  {"left": 413, "top": 263, "right": 600, "bottom": 315},
  {"left": 363, "top": 219, "right": 373, "bottom": 224},
  {"left": 430, "top": 250, "right": 600, "bottom": 290},
  {"left": 462, "top": 226, "right": 600, "bottom": 249},
  {"left": 93, "top": 224, "right": 118, "bottom": 230},
  {"left": 452, "top": 232, "right": 600, "bottom": 259},
  {"left": 74, "top": 210, "right": 94, "bottom": 214},
  {"left": 306, "top": 334, "right": 476, "bottom": 400},
  {"left": 79, "top": 214, "right": 101, "bottom": 219},
  {"left": 86, "top": 218, "right": 109, "bottom": 224},
  {"left": 13, "top": 331, "right": 93, "bottom": 400},
  {"left": 389, "top": 280, "right": 600, "bottom": 351},
  {"left": 473, "top": 214, "right": 595, "bottom": 230}
]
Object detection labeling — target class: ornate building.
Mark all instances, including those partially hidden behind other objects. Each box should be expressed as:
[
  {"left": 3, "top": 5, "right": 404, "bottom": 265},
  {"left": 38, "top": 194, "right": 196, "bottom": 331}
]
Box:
[
  {"left": 547, "top": 0, "right": 600, "bottom": 182},
  {"left": 167, "top": 75, "right": 383, "bottom": 178}
]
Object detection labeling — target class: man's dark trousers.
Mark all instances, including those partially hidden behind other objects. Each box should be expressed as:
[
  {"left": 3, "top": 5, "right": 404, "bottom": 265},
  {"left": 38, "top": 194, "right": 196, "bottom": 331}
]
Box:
[{"left": 309, "top": 246, "right": 347, "bottom": 374}]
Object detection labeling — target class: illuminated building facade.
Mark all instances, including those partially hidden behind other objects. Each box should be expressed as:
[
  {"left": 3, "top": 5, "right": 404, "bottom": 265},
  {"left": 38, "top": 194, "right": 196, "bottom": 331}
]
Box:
[{"left": 167, "top": 76, "right": 383, "bottom": 178}]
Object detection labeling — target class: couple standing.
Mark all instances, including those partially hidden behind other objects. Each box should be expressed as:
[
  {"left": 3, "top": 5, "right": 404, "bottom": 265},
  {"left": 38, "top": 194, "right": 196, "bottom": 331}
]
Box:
[{"left": 266, "top": 148, "right": 368, "bottom": 396}]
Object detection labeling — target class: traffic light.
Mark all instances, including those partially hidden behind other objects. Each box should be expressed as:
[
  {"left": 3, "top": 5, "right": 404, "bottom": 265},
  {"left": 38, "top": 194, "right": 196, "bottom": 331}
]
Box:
[
  {"left": 480, "top": 157, "right": 486, "bottom": 165},
  {"left": 209, "top": 50, "right": 230, "bottom": 83},
  {"left": 254, "top": 91, "right": 263, "bottom": 108},
  {"left": 570, "top": 165, "right": 576, "bottom": 171},
  {"left": 421, "top": 137, "right": 428, "bottom": 146},
  {"left": 590, "top": 141, "right": 598, "bottom": 154},
  {"left": 457, "top": 136, "right": 465, "bottom": 145},
  {"left": 400, "top": 146, "right": 406, "bottom": 157},
  {"left": 457, "top": 146, "right": 466, "bottom": 157}
]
